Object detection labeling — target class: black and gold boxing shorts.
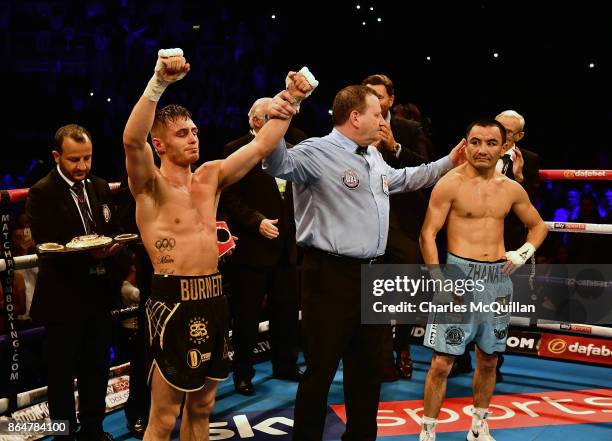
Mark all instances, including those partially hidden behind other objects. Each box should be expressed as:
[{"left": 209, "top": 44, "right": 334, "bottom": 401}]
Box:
[{"left": 145, "top": 273, "right": 231, "bottom": 391}]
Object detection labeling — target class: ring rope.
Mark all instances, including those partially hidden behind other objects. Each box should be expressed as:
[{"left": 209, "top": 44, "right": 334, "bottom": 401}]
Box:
[
  {"left": 1, "top": 169, "right": 610, "bottom": 204},
  {"left": 539, "top": 169, "right": 612, "bottom": 180},
  {"left": 545, "top": 221, "right": 612, "bottom": 234},
  {"left": 536, "top": 320, "right": 612, "bottom": 338},
  {"left": 0, "top": 220, "right": 608, "bottom": 273}
]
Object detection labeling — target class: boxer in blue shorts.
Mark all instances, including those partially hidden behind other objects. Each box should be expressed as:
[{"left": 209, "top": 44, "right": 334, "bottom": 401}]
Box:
[
  {"left": 417, "top": 119, "right": 548, "bottom": 441},
  {"left": 424, "top": 253, "right": 513, "bottom": 357}
]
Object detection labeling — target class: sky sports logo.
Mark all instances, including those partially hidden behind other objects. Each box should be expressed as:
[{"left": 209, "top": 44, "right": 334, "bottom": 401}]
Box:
[
  {"left": 553, "top": 222, "right": 586, "bottom": 230},
  {"left": 206, "top": 388, "right": 612, "bottom": 439},
  {"left": 331, "top": 388, "right": 612, "bottom": 437},
  {"left": 560, "top": 324, "right": 592, "bottom": 334}
]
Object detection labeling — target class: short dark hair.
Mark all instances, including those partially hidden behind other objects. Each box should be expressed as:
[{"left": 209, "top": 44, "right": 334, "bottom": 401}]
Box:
[
  {"left": 362, "top": 74, "right": 394, "bottom": 97},
  {"left": 393, "top": 103, "right": 421, "bottom": 122},
  {"left": 465, "top": 119, "right": 507, "bottom": 145},
  {"left": 332, "top": 85, "right": 378, "bottom": 126},
  {"left": 53, "top": 124, "right": 92, "bottom": 153},
  {"left": 151, "top": 104, "right": 193, "bottom": 136}
]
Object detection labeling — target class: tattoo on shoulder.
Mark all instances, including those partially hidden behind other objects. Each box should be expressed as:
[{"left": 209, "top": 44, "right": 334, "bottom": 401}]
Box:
[
  {"left": 155, "top": 238, "right": 176, "bottom": 251},
  {"left": 159, "top": 268, "right": 175, "bottom": 275},
  {"left": 158, "top": 255, "right": 174, "bottom": 264}
]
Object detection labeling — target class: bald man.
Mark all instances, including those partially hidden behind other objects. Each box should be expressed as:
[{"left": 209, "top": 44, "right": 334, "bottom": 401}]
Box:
[{"left": 219, "top": 99, "right": 306, "bottom": 396}]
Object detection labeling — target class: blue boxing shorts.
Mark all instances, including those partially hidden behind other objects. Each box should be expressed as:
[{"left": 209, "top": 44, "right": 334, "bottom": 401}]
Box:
[
  {"left": 145, "top": 273, "right": 231, "bottom": 391},
  {"left": 424, "top": 253, "right": 513, "bottom": 356}
]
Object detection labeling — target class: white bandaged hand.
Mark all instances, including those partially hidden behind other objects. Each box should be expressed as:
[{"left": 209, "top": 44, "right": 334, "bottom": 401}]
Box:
[
  {"left": 285, "top": 67, "right": 319, "bottom": 97},
  {"left": 285, "top": 66, "right": 319, "bottom": 110},
  {"left": 144, "top": 48, "right": 188, "bottom": 102},
  {"left": 505, "top": 242, "right": 535, "bottom": 267}
]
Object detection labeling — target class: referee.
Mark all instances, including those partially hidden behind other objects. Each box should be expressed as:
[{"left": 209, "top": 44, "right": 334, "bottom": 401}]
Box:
[{"left": 263, "top": 85, "right": 464, "bottom": 441}]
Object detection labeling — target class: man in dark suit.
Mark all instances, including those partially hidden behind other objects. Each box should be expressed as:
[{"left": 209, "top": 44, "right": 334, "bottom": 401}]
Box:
[
  {"left": 496, "top": 110, "right": 540, "bottom": 381},
  {"left": 26, "top": 124, "right": 121, "bottom": 441},
  {"left": 219, "top": 98, "right": 305, "bottom": 395},
  {"left": 362, "top": 74, "right": 433, "bottom": 381},
  {"left": 495, "top": 110, "right": 540, "bottom": 249}
]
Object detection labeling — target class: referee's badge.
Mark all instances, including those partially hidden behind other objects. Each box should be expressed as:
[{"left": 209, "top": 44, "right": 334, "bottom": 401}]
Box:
[
  {"left": 381, "top": 175, "right": 389, "bottom": 195},
  {"left": 342, "top": 169, "right": 360, "bottom": 189},
  {"left": 102, "top": 204, "right": 111, "bottom": 223}
]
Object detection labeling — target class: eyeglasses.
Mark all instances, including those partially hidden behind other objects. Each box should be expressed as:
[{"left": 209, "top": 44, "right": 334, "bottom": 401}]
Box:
[{"left": 505, "top": 129, "right": 522, "bottom": 138}]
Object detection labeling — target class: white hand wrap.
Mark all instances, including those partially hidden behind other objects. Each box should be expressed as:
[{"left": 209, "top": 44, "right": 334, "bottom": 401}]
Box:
[
  {"left": 285, "top": 66, "right": 319, "bottom": 110},
  {"left": 143, "top": 48, "right": 187, "bottom": 102},
  {"left": 505, "top": 242, "right": 535, "bottom": 267}
]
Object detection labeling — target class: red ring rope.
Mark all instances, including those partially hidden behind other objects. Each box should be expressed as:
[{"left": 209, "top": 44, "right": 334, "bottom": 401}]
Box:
[{"left": 539, "top": 169, "right": 612, "bottom": 180}]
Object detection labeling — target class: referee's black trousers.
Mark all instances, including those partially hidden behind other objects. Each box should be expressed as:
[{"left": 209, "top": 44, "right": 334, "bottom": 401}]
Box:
[{"left": 292, "top": 248, "right": 384, "bottom": 441}]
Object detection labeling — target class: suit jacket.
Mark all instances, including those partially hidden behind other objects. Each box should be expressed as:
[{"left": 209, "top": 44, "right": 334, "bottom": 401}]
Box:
[
  {"left": 219, "top": 132, "right": 299, "bottom": 267},
  {"left": 390, "top": 116, "right": 432, "bottom": 162},
  {"left": 382, "top": 116, "right": 431, "bottom": 263},
  {"left": 26, "top": 168, "right": 120, "bottom": 323},
  {"left": 504, "top": 147, "right": 541, "bottom": 250}
]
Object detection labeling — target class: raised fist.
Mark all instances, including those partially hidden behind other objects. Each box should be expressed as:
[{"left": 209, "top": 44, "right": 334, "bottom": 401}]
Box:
[
  {"left": 284, "top": 67, "right": 318, "bottom": 107},
  {"left": 155, "top": 48, "right": 190, "bottom": 82},
  {"left": 287, "top": 72, "right": 313, "bottom": 100}
]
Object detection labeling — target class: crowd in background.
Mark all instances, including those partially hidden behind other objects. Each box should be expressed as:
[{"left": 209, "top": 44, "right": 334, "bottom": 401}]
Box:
[
  {"left": 1, "top": 2, "right": 611, "bottom": 436},
  {"left": 1, "top": 1, "right": 611, "bottom": 183}
]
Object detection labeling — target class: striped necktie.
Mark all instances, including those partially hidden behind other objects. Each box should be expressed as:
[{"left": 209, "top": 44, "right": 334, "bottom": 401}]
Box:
[
  {"left": 70, "top": 182, "right": 96, "bottom": 234},
  {"left": 501, "top": 154, "right": 514, "bottom": 180}
]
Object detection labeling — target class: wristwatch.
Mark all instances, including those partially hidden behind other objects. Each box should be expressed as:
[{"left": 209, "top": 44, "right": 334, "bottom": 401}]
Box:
[{"left": 393, "top": 143, "right": 402, "bottom": 156}]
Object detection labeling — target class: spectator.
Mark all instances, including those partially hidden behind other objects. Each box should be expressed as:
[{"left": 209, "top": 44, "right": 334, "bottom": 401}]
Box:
[
  {"left": 568, "top": 194, "right": 606, "bottom": 263},
  {"left": 598, "top": 188, "right": 612, "bottom": 220},
  {"left": 10, "top": 223, "right": 38, "bottom": 323},
  {"left": 553, "top": 188, "right": 581, "bottom": 222}
]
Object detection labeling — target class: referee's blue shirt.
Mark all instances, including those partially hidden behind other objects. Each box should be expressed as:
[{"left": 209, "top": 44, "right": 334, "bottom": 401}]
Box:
[{"left": 263, "top": 128, "right": 453, "bottom": 259}]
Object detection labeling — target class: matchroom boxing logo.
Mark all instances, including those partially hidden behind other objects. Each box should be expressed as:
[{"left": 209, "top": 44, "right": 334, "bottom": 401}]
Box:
[{"left": 539, "top": 333, "right": 612, "bottom": 365}]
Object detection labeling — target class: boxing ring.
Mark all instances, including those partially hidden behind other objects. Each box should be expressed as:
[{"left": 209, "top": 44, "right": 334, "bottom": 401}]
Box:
[{"left": 1, "top": 171, "right": 612, "bottom": 440}]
